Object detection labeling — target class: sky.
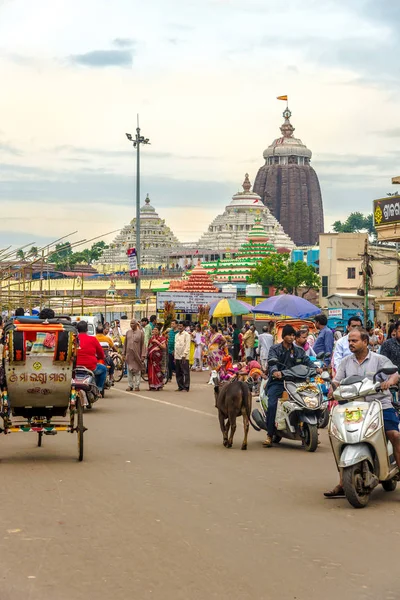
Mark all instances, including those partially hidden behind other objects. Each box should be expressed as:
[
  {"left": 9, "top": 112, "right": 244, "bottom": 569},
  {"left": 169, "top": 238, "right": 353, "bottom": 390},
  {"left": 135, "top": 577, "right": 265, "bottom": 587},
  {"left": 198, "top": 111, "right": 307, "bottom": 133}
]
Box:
[{"left": 0, "top": 0, "right": 399, "bottom": 250}]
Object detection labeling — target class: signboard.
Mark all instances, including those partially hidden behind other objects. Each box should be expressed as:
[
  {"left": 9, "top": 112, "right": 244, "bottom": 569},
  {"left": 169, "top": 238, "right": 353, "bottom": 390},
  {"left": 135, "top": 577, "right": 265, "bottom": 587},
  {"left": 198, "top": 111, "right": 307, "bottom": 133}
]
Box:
[
  {"left": 374, "top": 196, "right": 400, "bottom": 227},
  {"left": 127, "top": 247, "right": 139, "bottom": 277},
  {"left": 328, "top": 308, "right": 343, "bottom": 318},
  {"left": 156, "top": 291, "right": 236, "bottom": 313},
  {"left": 394, "top": 302, "right": 400, "bottom": 315}
]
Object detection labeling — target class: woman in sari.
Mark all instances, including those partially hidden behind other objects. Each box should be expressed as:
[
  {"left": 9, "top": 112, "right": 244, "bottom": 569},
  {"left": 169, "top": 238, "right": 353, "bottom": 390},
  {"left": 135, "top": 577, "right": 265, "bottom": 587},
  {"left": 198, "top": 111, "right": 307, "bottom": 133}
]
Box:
[
  {"left": 147, "top": 327, "right": 167, "bottom": 391},
  {"left": 207, "top": 324, "right": 227, "bottom": 370}
]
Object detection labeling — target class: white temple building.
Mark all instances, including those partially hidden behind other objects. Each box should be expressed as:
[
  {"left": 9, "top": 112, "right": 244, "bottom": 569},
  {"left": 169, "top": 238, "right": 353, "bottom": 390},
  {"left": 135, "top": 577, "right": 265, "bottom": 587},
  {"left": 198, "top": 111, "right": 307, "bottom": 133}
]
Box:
[
  {"left": 197, "top": 174, "right": 295, "bottom": 252},
  {"left": 98, "top": 195, "right": 181, "bottom": 273}
]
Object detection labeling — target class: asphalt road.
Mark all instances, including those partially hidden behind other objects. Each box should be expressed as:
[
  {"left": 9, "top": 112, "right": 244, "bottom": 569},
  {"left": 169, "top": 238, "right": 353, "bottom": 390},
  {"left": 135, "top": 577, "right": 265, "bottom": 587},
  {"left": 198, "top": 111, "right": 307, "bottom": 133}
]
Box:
[{"left": 0, "top": 371, "right": 399, "bottom": 600}]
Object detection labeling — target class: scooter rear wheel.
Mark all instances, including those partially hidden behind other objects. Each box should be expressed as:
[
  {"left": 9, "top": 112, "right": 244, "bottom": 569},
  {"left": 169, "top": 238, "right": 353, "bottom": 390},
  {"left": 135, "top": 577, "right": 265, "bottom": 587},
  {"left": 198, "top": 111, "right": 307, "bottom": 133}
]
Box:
[{"left": 343, "top": 465, "right": 371, "bottom": 508}]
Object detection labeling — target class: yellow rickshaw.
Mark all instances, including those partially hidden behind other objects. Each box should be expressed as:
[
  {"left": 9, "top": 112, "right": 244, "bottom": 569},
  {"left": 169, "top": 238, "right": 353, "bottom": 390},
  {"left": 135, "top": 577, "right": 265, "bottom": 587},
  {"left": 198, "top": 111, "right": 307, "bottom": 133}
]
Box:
[{"left": 1, "top": 317, "right": 86, "bottom": 461}]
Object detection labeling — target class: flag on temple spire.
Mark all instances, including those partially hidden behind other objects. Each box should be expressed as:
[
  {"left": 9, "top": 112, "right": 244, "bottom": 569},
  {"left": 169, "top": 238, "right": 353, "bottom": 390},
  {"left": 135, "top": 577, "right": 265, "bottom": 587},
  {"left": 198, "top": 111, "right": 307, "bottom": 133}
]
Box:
[{"left": 277, "top": 95, "right": 288, "bottom": 101}]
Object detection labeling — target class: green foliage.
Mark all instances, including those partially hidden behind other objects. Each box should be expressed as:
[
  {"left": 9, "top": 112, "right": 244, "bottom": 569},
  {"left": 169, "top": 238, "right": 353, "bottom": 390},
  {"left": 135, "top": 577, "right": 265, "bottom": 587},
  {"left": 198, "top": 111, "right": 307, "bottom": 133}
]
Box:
[
  {"left": 248, "top": 253, "right": 289, "bottom": 290},
  {"left": 49, "top": 241, "right": 109, "bottom": 269},
  {"left": 283, "top": 261, "right": 322, "bottom": 297},
  {"left": 16, "top": 249, "right": 25, "bottom": 260},
  {"left": 333, "top": 212, "right": 376, "bottom": 238},
  {"left": 28, "top": 246, "right": 39, "bottom": 258},
  {"left": 249, "top": 254, "right": 321, "bottom": 296}
]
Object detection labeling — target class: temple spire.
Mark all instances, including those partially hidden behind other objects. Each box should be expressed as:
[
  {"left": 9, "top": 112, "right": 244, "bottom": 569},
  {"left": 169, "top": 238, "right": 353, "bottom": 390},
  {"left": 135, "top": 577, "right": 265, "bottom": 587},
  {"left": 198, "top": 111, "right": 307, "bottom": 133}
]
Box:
[
  {"left": 242, "top": 173, "right": 251, "bottom": 193},
  {"left": 280, "top": 107, "right": 295, "bottom": 138}
]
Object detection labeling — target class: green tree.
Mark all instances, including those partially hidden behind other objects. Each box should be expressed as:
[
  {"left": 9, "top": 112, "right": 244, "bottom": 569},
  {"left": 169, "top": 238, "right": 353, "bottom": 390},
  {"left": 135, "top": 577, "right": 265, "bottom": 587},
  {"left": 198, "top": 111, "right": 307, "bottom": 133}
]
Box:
[
  {"left": 249, "top": 254, "right": 321, "bottom": 296},
  {"left": 332, "top": 212, "right": 376, "bottom": 238},
  {"left": 28, "top": 246, "right": 39, "bottom": 258},
  {"left": 48, "top": 242, "right": 74, "bottom": 270},
  {"left": 281, "top": 261, "right": 321, "bottom": 297},
  {"left": 16, "top": 249, "right": 25, "bottom": 260},
  {"left": 248, "top": 253, "right": 289, "bottom": 291}
]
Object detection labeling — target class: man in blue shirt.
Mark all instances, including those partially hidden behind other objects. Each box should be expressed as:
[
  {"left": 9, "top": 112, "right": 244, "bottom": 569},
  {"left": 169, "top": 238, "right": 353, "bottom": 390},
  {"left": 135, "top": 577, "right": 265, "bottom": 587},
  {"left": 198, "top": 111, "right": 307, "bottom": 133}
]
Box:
[
  {"left": 167, "top": 320, "right": 178, "bottom": 382},
  {"left": 313, "top": 314, "right": 334, "bottom": 363}
]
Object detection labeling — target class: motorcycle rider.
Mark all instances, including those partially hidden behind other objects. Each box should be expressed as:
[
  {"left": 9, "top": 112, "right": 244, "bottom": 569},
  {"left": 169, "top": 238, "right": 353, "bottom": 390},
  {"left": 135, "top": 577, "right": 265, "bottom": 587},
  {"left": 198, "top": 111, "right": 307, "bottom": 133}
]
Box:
[
  {"left": 76, "top": 320, "right": 107, "bottom": 393},
  {"left": 263, "top": 324, "right": 322, "bottom": 448},
  {"left": 332, "top": 315, "right": 363, "bottom": 373},
  {"left": 324, "top": 327, "right": 400, "bottom": 498},
  {"left": 95, "top": 324, "right": 117, "bottom": 384}
]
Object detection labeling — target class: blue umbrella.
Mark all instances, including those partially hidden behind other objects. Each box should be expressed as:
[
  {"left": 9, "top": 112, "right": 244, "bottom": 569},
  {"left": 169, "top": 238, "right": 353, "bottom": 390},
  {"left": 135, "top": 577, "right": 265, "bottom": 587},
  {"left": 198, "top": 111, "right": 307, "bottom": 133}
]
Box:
[{"left": 253, "top": 294, "right": 320, "bottom": 319}]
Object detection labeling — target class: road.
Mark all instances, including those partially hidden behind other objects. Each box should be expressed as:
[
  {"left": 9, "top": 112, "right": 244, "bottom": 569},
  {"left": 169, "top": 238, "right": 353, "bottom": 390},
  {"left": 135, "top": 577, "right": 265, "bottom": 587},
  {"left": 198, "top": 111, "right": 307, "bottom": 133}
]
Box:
[{"left": 0, "top": 371, "right": 399, "bottom": 600}]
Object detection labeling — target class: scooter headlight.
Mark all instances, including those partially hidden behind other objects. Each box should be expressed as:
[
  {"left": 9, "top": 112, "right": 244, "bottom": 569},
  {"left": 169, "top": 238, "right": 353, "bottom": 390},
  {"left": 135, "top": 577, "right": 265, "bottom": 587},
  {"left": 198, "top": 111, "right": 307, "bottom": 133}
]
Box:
[
  {"left": 365, "top": 416, "right": 380, "bottom": 438},
  {"left": 336, "top": 385, "right": 358, "bottom": 400},
  {"left": 303, "top": 396, "right": 319, "bottom": 409},
  {"left": 330, "top": 421, "right": 343, "bottom": 441}
]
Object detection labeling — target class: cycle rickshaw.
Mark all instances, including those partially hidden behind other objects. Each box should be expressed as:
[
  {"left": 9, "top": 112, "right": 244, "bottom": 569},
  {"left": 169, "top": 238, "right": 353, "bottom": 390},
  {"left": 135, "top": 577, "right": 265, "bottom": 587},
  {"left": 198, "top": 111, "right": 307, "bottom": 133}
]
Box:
[{"left": 0, "top": 318, "right": 87, "bottom": 461}]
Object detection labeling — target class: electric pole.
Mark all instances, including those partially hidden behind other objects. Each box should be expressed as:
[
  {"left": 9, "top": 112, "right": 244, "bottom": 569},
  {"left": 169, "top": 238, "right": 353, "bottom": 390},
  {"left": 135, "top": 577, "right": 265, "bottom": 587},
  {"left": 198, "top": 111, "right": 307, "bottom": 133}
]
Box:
[
  {"left": 126, "top": 116, "right": 150, "bottom": 299},
  {"left": 360, "top": 238, "right": 373, "bottom": 327}
]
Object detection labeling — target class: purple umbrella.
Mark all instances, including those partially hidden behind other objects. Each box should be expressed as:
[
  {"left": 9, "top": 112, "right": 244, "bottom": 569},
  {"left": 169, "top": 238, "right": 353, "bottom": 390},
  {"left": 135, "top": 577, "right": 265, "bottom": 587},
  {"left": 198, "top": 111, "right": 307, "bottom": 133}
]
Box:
[{"left": 253, "top": 294, "right": 320, "bottom": 319}]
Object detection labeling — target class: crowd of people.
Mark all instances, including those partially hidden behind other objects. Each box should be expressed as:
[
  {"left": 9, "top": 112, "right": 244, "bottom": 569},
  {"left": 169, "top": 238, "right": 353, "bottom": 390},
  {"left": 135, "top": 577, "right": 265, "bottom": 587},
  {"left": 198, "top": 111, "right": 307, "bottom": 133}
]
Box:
[{"left": 114, "top": 318, "right": 278, "bottom": 394}]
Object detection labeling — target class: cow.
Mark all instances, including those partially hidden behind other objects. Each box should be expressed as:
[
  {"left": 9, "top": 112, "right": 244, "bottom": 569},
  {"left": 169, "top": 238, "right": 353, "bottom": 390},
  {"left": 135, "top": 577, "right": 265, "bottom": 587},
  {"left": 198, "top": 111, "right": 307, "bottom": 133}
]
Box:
[{"left": 213, "top": 376, "right": 252, "bottom": 450}]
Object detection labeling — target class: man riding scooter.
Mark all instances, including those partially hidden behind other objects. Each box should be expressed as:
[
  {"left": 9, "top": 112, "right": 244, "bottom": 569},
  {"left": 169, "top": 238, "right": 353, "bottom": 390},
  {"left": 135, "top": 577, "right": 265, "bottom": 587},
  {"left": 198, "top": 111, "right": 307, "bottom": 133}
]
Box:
[
  {"left": 76, "top": 320, "right": 107, "bottom": 394},
  {"left": 96, "top": 324, "right": 117, "bottom": 385},
  {"left": 263, "top": 324, "right": 322, "bottom": 447},
  {"left": 324, "top": 327, "right": 400, "bottom": 498}
]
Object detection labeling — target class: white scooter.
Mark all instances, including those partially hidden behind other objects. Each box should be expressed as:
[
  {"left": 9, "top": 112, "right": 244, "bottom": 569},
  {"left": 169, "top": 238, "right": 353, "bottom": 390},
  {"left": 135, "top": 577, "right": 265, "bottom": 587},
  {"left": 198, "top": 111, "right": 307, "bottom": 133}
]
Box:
[{"left": 329, "top": 366, "right": 399, "bottom": 508}]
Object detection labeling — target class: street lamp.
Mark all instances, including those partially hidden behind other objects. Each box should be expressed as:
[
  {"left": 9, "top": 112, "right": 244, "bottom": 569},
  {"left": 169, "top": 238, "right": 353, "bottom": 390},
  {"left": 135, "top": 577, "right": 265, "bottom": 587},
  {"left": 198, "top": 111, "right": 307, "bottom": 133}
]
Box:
[{"left": 126, "top": 115, "right": 150, "bottom": 298}]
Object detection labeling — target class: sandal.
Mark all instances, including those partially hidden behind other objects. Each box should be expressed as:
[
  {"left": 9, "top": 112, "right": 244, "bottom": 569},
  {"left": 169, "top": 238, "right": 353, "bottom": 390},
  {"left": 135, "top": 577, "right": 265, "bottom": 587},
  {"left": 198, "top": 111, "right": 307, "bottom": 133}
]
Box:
[{"left": 324, "top": 485, "right": 345, "bottom": 498}]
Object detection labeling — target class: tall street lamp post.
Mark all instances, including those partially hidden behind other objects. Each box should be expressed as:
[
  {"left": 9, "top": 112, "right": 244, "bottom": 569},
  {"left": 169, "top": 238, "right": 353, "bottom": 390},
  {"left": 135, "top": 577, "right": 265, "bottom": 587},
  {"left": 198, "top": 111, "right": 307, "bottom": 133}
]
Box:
[{"left": 126, "top": 115, "right": 150, "bottom": 299}]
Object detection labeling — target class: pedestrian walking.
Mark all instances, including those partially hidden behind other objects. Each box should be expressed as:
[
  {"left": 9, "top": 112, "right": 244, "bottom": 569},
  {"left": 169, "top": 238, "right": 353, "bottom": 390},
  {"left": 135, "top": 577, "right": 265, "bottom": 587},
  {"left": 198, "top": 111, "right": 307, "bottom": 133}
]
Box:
[
  {"left": 206, "top": 324, "right": 227, "bottom": 369},
  {"left": 174, "top": 322, "right": 191, "bottom": 392},
  {"left": 123, "top": 319, "right": 145, "bottom": 392},
  {"left": 192, "top": 324, "right": 204, "bottom": 371},
  {"left": 147, "top": 327, "right": 167, "bottom": 391},
  {"left": 243, "top": 325, "right": 255, "bottom": 359},
  {"left": 232, "top": 323, "right": 241, "bottom": 361},
  {"left": 258, "top": 324, "right": 274, "bottom": 370},
  {"left": 167, "top": 320, "right": 178, "bottom": 382}
]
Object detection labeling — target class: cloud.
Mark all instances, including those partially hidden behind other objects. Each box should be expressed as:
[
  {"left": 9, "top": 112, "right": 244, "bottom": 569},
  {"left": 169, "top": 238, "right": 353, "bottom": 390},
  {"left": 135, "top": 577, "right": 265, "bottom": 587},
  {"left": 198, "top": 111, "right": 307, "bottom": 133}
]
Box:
[
  {"left": 373, "top": 128, "right": 400, "bottom": 139},
  {"left": 0, "top": 142, "right": 21, "bottom": 156},
  {"left": 315, "top": 152, "right": 400, "bottom": 170},
  {"left": 53, "top": 145, "right": 217, "bottom": 161},
  {"left": 69, "top": 49, "right": 133, "bottom": 68},
  {"left": 0, "top": 162, "right": 234, "bottom": 209},
  {"left": 113, "top": 38, "right": 135, "bottom": 48}
]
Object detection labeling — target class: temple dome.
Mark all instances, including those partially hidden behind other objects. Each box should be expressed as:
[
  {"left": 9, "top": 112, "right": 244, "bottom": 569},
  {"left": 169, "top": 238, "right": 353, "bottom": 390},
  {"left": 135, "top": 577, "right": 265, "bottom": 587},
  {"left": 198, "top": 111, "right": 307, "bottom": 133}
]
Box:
[
  {"left": 98, "top": 194, "right": 181, "bottom": 271},
  {"left": 201, "top": 217, "right": 278, "bottom": 283},
  {"left": 263, "top": 109, "right": 312, "bottom": 160},
  {"left": 253, "top": 106, "right": 324, "bottom": 246},
  {"left": 197, "top": 174, "right": 295, "bottom": 252},
  {"left": 227, "top": 174, "right": 265, "bottom": 209}
]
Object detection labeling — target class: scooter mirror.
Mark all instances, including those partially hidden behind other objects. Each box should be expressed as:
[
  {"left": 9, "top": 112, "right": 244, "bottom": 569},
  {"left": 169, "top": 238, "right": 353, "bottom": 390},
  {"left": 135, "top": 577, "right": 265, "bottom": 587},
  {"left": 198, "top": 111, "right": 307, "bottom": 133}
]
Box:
[
  {"left": 268, "top": 358, "right": 279, "bottom": 366},
  {"left": 380, "top": 367, "right": 398, "bottom": 375}
]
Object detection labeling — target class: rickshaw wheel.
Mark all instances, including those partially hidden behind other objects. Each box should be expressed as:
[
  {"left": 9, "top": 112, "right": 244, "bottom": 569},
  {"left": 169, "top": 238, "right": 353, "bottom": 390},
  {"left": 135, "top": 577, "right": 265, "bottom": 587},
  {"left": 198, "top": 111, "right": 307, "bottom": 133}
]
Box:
[
  {"left": 77, "top": 399, "right": 84, "bottom": 461},
  {"left": 37, "top": 432, "right": 43, "bottom": 447}
]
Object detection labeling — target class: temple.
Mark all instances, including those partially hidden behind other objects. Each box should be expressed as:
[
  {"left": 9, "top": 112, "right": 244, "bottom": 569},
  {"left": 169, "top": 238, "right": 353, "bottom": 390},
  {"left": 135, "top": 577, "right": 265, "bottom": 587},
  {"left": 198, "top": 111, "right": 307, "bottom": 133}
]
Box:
[
  {"left": 197, "top": 174, "right": 295, "bottom": 252},
  {"left": 200, "top": 216, "right": 280, "bottom": 286},
  {"left": 253, "top": 106, "right": 324, "bottom": 246},
  {"left": 99, "top": 195, "right": 181, "bottom": 272}
]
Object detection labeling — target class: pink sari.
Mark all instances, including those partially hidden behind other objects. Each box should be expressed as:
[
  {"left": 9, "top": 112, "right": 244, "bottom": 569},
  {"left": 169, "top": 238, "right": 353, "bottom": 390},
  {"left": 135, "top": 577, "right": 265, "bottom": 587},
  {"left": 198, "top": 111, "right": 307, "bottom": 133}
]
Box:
[{"left": 147, "top": 335, "right": 166, "bottom": 390}]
